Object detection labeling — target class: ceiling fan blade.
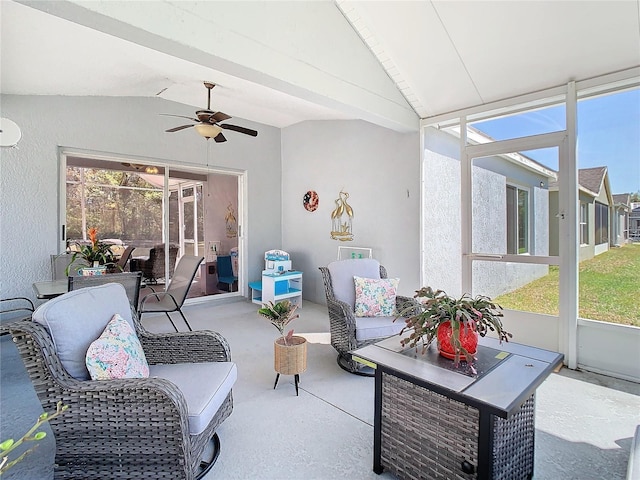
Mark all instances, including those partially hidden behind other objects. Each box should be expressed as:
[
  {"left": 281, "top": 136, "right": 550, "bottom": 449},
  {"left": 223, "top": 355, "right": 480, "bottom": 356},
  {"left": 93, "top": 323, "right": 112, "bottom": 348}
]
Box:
[
  {"left": 196, "top": 110, "right": 232, "bottom": 123},
  {"left": 213, "top": 132, "right": 227, "bottom": 143},
  {"left": 212, "top": 111, "right": 232, "bottom": 122},
  {"left": 160, "top": 113, "right": 200, "bottom": 123},
  {"left": 166, "top": 124, "right": 195, "bottom": 133},
  {"left": 220, "top": 123, "right": 258, "bottom": 137}
]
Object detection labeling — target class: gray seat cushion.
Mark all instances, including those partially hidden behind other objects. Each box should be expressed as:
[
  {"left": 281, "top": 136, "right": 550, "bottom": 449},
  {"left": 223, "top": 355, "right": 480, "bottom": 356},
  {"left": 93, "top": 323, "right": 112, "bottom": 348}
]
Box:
[
  {"left": 32, "top": 283, "right": 133, "bottom": 380},
  {"left": 149, "top": 361, "right": 237, "bottom": 435},
  {"left": 355, "top": 316, "right": 405, "bottom": 342}
]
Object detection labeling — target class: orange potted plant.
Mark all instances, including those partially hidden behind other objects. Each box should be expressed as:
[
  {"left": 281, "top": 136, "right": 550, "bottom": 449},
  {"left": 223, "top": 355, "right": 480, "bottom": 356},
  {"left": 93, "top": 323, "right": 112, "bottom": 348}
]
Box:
[{"left": 65, "top": 228, "right": 118, "bottom": 276}]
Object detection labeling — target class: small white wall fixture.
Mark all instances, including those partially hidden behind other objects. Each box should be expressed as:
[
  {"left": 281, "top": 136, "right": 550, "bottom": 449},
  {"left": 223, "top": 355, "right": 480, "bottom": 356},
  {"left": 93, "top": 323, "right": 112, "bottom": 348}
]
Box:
[{"left": 0, "top": 118, "right": 22, "bottom": 147}]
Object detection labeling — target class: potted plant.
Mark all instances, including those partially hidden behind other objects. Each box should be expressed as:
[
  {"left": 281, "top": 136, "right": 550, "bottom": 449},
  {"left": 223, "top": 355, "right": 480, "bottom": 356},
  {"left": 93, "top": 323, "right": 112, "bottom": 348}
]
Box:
[
  {"left": 65, "top": 228, "right": 118, "bottom": 276},
  {"left": 258, "top": 300, "right": 307, "bottom": 395},
  {"left": 396, "top": 286, "right": 512, "bottom": 365}
]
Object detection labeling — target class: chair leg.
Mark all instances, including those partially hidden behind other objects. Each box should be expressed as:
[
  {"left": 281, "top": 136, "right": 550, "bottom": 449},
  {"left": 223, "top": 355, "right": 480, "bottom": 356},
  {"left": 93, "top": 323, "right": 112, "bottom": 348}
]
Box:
[
  {"left": 337, "top": 353, "right": 375, "bottom": 377},
  {"left": 165, "top": 312, "right": 180, "bottom": 333},
  {"left": 177, "top": 309, "right": 194, "bottom": 332},
  {"left": 196, "top": 433, "right": 221, "bottom": 480}
]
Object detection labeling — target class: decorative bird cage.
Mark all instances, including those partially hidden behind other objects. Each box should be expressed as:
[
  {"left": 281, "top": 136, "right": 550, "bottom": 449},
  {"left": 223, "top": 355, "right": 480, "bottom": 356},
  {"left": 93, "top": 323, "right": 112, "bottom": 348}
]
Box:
[{"left": 330, "top": 190, "right": 354, "bottom": 241}]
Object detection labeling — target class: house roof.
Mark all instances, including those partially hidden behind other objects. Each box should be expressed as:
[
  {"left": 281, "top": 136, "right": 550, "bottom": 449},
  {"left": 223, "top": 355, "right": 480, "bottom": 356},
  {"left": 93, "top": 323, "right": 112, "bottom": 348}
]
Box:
[
  {"left": 578, "top": 167, "right": 607, "bottom": 197},
  {"left": 612, "top": 193, "right": 631, "bottom": 207}
]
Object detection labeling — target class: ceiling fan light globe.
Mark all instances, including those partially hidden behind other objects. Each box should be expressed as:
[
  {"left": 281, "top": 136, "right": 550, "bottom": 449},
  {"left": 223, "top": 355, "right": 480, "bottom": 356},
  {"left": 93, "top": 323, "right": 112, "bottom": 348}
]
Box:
[{"left": 194, "top": 123, "right": 222, "bottom": 139}]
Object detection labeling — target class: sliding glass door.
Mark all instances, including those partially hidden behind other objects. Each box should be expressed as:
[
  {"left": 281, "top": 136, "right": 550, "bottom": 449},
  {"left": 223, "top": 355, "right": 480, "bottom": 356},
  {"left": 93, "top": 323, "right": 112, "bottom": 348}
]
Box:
[{"left": 62, "top": 154, "right": 242, "bottom": 301}]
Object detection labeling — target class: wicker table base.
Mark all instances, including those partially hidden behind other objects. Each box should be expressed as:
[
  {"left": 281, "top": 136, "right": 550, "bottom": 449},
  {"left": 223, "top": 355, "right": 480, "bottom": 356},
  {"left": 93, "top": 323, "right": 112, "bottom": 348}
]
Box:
[
  {"left": 353, "top": 337, "right": 562, "bottom": 480},
  {"left": 379, "top": 372, "right": 535, "bottom": 480}
]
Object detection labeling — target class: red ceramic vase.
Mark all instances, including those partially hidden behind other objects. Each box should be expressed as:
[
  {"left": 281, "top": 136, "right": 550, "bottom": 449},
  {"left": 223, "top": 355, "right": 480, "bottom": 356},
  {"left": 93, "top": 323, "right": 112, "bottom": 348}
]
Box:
[{"left": 436, "top": 320, "right": 478, "bottom": 360}]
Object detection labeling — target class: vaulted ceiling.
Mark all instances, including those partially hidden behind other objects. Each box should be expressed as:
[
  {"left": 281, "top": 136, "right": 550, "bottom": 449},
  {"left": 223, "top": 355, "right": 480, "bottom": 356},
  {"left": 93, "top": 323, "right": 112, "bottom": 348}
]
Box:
[{"left": 2, "top": 0, "right": 639, "bottom": 133}]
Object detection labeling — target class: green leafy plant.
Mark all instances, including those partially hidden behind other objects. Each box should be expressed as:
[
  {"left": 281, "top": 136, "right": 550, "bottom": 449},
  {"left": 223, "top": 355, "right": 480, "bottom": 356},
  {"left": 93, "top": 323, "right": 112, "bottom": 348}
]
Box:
[
  {"left": 258, "top": 300, "right": 300, "bottom": 346},
  {"left": 65, "top": 227, "right": 118, "bottom": 275},
  {"left": 396, "top": 286, "right": 512, "bottom": 364},
  {"left": 0, "top": 401, "right": 68, "bottom": 475}
]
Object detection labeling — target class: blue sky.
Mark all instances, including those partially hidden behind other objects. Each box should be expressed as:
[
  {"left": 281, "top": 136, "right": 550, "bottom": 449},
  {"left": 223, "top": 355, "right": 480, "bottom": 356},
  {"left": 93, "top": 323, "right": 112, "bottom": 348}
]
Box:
[{"left": 473, "top": 88, "right": 640, "bottom": 196}]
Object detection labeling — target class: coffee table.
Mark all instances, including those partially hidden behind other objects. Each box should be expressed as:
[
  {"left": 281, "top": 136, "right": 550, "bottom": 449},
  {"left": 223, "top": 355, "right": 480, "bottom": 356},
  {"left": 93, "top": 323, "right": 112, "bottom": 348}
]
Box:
[{"left": 352, "top": 335, "right": 564, "bottom": 480}]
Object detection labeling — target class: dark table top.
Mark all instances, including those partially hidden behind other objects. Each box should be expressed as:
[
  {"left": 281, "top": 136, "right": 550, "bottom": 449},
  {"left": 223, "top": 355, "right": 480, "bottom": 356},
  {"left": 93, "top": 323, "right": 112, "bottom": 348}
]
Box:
[{"left": 352, "top": 334, "right": 564, "bottom": 418}]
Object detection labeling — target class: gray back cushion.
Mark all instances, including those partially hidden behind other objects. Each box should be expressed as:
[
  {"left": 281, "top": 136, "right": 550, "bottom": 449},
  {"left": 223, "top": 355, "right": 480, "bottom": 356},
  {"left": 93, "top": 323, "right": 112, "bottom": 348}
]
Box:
[
  {"left": 32, "top": 283, "right": 134, "bottom": 380},
  {"left": 327, "top": 259, "right": 381, "bottom": 308}
]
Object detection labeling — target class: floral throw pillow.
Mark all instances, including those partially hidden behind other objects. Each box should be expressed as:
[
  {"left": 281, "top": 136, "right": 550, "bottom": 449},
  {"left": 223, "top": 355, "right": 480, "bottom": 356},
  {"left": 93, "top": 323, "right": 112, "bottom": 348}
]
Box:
[
  {"left": 86, "top": 313, "right": 149, "bottom": 380},
  {"left": 354, "top": 276, "right": 399, "bottom": 317}
]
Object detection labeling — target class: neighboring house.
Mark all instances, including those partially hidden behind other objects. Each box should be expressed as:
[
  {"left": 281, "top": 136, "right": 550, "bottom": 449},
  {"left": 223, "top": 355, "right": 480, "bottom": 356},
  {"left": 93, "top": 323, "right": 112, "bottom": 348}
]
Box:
[
  {"left": 630, "top": 202, "right": 640, "bottom": 242},
  {"left": 424, "top": 127, "right": 556, "bottom": 299},
  {"left": 550, "top": 166, "right": 618, "bottom": 261},
  {"left": 611, "top": 193, "right": 631, "bottom": 246}
]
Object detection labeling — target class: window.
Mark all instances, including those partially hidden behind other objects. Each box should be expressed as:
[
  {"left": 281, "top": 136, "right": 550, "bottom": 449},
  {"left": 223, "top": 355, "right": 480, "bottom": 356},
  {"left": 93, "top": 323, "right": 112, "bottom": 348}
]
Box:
[
  {"left": 64, "top": 156, "right": 242, "bottom": 300},
  {"left": 66, "top": 166, "right": 163, "bottom": 243},
  {"left": 579, "top": 202, "right": 589, "bottom": 245},
  {"left": 506, "top": 185, "right": 529, "bottom": 254},
  {"left": 594, "top": 201, "right": 609, "bottom": 245}
]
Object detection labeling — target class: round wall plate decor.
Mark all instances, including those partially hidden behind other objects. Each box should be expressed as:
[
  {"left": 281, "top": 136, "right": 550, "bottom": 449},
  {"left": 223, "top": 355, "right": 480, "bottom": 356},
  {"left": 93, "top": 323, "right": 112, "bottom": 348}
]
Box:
[
  {"left": 303, "top": 190, "right": 319, "bottom": 212},
  {"left": 0, "top": 118, "right": 22, "bottom": 147}
]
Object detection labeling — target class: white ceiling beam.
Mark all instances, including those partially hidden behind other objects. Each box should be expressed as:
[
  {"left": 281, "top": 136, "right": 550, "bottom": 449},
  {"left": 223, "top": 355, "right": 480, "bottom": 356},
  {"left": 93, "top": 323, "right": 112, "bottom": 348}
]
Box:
[{"left": 17, "top": 0, "right": 418, "bottom": 132}]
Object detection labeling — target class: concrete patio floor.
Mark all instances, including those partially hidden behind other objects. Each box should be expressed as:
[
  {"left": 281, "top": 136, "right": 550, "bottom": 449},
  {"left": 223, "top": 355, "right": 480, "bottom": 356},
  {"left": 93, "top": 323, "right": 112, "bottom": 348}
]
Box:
[{"left": 1, "top": 298, "right": 638, "bottom": 479}]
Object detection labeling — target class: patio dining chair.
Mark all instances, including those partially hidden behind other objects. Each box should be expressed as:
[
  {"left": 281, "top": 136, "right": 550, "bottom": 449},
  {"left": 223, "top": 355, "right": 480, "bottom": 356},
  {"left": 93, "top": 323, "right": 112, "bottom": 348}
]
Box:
[
  {"left": 8, "top": 283, "right": 236, "bottom": 479},
  {"left": 0, "top": 297, "right": 35, "bottom": 335},
  {"left": 68, "top": 271, "right": 143, "bottom": 311},
  {"left": 115, "top": 245, "right": 136, "bottom": 272},
  {"left": 319, "top": 258, "right": 416, "bottom": 375},
  {"left": 139, "top": 255, "right": 204, "bottom": 332},
  {"left": 51, "top": 252, "right": 88, "bottom": 279}
]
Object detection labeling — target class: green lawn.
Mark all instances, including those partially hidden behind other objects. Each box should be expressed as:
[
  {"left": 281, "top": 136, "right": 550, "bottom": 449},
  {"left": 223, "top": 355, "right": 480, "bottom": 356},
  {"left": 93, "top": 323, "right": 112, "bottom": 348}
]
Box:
[{"left": 494, "top": 243, "right": 640, "bottom": 326}]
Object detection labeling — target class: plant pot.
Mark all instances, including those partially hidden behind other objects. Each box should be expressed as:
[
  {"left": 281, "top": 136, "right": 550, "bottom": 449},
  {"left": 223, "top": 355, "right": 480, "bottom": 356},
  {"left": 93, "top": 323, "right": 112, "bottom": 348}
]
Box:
[
  {"left": 436, "top": 320, "right": 478, "bottom": 360},
  {"left": 274, "top": 336, "right": 307, "bottom": 375},
  {"left": 77, "top": 266, "right": 107, "bottom": 276}
]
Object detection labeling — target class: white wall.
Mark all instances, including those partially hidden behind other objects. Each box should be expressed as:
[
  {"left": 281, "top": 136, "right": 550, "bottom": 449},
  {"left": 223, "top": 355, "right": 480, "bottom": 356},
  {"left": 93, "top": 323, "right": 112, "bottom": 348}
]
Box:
[
  {"left": 577, "top": 318, "right": 640, "bottom": 382},
  {"left": 0, "top": 94, "right": 281, "bottom": 301},
  {"left": 423, "top": 144, "right": 462, "bottom": 296},
  {"left": 281, "top": 120, "right": 420, "bottom": 304}
]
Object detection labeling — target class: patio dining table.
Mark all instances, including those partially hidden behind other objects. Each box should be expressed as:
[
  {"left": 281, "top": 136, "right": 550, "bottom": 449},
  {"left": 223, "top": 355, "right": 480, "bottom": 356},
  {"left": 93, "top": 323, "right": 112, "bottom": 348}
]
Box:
[
  {"left": 33, "top": 276, "right": 147, "bottom": 300},
  {"left": 32, "top": 279, "right": 68, "bottom": 300}
]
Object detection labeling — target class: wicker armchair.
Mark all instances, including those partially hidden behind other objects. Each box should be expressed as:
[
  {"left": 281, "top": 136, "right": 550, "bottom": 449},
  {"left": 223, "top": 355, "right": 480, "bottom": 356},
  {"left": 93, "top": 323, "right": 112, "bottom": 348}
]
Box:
[
  {"left": 9, "top": 283, "right": 236, "bottom": 479},
  {"left": 319, "top": 259, "right": 416, "bottom": 375},
  {"left": 132, "top": 243, "right": 179, "bottom": 284}
]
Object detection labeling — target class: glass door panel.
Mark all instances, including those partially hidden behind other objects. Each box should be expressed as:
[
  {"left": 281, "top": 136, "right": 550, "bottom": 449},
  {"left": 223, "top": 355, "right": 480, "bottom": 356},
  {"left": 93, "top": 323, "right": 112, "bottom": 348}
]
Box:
[{"left": 65, "top": 158, "right": 242, "bottom": 301}]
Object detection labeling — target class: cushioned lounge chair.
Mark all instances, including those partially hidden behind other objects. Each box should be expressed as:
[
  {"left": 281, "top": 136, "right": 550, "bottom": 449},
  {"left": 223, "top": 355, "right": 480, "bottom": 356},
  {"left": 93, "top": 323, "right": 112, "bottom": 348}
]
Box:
[
  {"left": 319, "top": 258, "right": 415, "bottom": 375},
  {"left": 131, "top": 243, "right": 179, "bottom": 284},
  {"left": 9, "top": 283, "right": 236, "bottom": 479}
]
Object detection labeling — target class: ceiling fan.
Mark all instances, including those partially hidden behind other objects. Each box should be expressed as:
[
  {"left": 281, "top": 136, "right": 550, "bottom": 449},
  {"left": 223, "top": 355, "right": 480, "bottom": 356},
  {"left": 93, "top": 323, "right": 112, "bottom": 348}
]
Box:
[{"left": 162, "top": 82, "right": 258, "bottom": 142}]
